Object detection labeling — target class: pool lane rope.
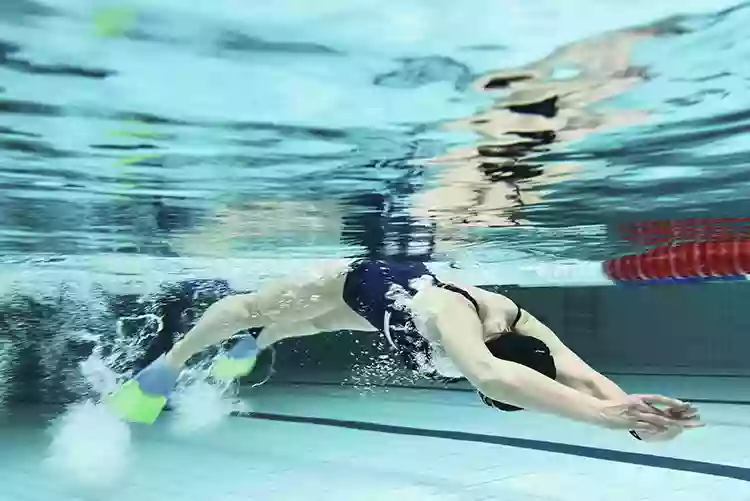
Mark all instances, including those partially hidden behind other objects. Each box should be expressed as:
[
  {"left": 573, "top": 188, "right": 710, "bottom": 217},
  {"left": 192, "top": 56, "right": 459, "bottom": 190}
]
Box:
[{"left": 604, "top": 240, "right": 750, "bottom": 284}]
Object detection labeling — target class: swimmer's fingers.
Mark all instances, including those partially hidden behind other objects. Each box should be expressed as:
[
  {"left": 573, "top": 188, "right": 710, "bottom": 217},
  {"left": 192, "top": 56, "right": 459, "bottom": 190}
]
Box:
[
  {"left": 633, "top": 395, "right": 704, "bottom": 425},
  {"left": 670, "top": 404, "right": 699, "bottom": 419},
  {"left": 634, "top": 394, "right": 687, "bottom": 409},
  {"left": 661, "top": 402, "right": 703, "bottom": 425},
  {"left": 632, "top": 417, "right": 705, "bottom": 432},
  {"left": 670, "top": 409, "right": 701, "bottom": 423},
  {"left": 633, "top": 409, "right": 705, "bottom": 429},
  {"left": 681, "top": 420, "right": 706, "bottom": 428},
  {"left": 643, "top": 402, "right": 700, "bottom": 423},
  {"left": 673, "top": 413, "right": 705, "bottom": 428},
  {"left": 682, "top": 407, "right": 699, "bottom": 418},
  {"left": 638, "top": 408, "right": 706, "bottom": 429},
  {"left": 671, "top": 401, "right": 693, "bottom": 411},
  {"left": 624, "top": 397, "right": 705, "bottom": 432},
  {"left": 601, "top": 398, "right": 697, "bottom": 431},
  {"left": 628, "top": 410, "right": 676, "bottom": 430}
]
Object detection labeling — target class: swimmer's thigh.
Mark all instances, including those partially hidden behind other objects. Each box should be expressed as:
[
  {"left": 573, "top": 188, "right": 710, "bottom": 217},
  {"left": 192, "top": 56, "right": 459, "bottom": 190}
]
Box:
[{"left": 238, "top": 263, "right": 351, "bottom": 325}]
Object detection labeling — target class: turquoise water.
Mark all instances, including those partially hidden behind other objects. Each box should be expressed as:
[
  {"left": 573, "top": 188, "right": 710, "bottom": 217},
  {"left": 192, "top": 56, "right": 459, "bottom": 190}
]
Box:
[
  {"left": 2, "top": 2, "right": 750, "bottom": 500},
  {"left": 3, "top": 0, "right": 750, "bottom": 275}
]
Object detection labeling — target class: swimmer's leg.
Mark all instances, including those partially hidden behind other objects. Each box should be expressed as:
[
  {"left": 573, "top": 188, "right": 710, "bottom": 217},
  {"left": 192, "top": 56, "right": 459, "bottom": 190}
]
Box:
[
  {"left": 209, "top": 305, "right": 369, "bottom": 381},
  {"left": 166, "top": 270, "right": 347, "bottom": 369},
  {"left": 107, "top": 268, "right": 347, "bottom": 424},
  {"left": 211, "top": 319, "right": 320, "bottom": 381}
]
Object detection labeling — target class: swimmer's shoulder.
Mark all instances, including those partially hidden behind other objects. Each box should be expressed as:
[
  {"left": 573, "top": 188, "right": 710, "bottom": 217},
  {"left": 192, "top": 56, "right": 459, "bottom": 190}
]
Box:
[
  {"left": 427, "top": 280, "right": 519, "bottom": 327},
  {"left": 441, "top": 281, "right": 517, "bottom": 310}
]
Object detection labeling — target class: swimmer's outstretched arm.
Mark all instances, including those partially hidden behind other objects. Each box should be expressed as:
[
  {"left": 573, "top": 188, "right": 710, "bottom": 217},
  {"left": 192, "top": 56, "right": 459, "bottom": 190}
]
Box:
[
  {"left": 513, "top": 311, "right": 700, "bottom": 432},
  {"left": 512, "top": 310, "right": 629, "bottom": 402},
  {"left": 425, "top": 289, "right": 685, "bottom": 431}
]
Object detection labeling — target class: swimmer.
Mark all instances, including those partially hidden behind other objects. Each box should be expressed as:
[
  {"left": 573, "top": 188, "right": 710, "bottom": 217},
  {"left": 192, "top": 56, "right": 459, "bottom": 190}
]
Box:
[{"left": 108, "top": 259, "right": 702, "bottom": 440}]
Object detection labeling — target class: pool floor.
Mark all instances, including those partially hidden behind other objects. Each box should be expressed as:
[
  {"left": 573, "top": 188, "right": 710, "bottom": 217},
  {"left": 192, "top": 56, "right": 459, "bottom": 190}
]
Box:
[{"left": 2, "top": 379, "right": 749, "bottom": 501}]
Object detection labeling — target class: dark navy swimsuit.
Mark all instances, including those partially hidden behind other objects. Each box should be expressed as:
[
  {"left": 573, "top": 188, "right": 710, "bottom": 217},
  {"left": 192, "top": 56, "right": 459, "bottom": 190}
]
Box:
[{"left": 342, "top": 259, "right": 482, "bottom": 378}]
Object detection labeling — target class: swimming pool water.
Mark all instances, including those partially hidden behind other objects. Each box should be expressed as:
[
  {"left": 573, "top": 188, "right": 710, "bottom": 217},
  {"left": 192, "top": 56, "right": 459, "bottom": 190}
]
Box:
[
  {"left": 2, "top": 2, "right": 750, "bottom": 500},
  {"left": 2, "top": 0, "right": 750, "bottom": 271}
]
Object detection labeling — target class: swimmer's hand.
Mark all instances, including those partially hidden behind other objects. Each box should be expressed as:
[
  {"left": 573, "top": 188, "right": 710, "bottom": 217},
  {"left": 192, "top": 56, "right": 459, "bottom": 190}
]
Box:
[
  {"left": 598, "top": 395, "right": 703, "bottom": 433},
  {"left": 665, "top": 401, "right": 701, "bottom": 422},
  {"left": 644, "top": 399, "right": 703, "bottom": 427},
  {"left": 634, "top": 404, "right": 703, "bottom": 442}
]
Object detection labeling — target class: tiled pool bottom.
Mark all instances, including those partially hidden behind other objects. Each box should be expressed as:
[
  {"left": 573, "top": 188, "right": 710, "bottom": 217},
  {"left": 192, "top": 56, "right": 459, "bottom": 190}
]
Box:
[{"left": 2, "top": 381, "right": 748, "bottom": 501}]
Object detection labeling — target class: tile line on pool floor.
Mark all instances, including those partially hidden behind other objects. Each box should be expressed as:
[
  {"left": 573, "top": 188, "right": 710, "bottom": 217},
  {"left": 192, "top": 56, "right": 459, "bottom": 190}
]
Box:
[
  {"left": 234, "top": 410, "right": 750, "bottom": 482},
  {"left": 270, "top": 380, "right": 750, "bottom": 406}
]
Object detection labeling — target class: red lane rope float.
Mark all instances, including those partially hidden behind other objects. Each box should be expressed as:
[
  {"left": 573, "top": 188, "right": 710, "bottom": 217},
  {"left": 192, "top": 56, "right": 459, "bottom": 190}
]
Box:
[{"left": 604, "top": 240, "right": 750, "bottom": 283}]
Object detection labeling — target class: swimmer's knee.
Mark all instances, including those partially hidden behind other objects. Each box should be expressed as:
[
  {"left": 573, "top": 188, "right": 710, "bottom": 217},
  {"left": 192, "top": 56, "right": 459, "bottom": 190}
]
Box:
[{"left": 220, "top": 294, "right": 263, "bottom": 323}]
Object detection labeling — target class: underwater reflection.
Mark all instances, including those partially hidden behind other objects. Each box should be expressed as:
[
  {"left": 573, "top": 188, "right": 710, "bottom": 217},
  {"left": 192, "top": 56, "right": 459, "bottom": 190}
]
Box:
[{"left": 413, "top": 21, "right": 684, "bottom": 243}]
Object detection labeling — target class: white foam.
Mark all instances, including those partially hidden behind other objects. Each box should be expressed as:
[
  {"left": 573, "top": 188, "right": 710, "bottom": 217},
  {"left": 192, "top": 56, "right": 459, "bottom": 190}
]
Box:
[
  {"left": 169, "top": 378, "right": 244, "bottom": 436},
  {"left": 79, "top": 352, "right": 121, "bottom": 397},
  {"left": 45, "top": 400, "right": 133, "bottom": 493},
  {"left": 0, "top": 337, "right": 16, "bottom": 410}
]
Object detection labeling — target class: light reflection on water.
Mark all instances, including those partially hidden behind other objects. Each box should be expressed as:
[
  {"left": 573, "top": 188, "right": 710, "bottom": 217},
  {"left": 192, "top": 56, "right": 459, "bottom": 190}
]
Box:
[{"left": 1, "top": 0, "right": 749, "bottom": 266}]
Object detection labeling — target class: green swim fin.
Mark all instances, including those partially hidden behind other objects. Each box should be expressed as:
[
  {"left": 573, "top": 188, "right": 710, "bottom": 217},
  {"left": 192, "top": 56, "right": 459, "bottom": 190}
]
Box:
[
  {"left": 106, "top": 355, "right": 178, "bottom": 424},
  {"left": 211, "top": 354, "right": 258, "bottom": 381},
  {"left": 106, "top": 379, "right": 168, "bottom": 425},
  {"left": 210, "top": 336, "right": 259, "bottom": 381}
]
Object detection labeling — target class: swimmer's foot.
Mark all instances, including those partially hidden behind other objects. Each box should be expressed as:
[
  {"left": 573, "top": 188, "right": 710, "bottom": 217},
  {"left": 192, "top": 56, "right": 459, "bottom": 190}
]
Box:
[
  {"left": 210, "top": 336, "right": 259, "bottom": 381},
  {"left": 106, "top": 355, "right": 179, "bottom": 424}
]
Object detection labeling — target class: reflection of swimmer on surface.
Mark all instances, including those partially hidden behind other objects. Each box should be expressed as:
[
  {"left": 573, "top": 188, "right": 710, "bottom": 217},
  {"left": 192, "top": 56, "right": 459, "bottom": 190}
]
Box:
[
  {"left": 414, "top": 24, "right": 673, "bottom": 232},
  {"left": 171, "top": 199, "right": 345, "bottom": 256},
  {"left": 108, "top": 259, "right": 701, "bottom": 442}
]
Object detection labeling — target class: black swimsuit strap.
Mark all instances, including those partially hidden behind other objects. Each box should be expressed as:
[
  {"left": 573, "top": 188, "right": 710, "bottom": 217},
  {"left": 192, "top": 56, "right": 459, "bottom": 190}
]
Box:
[
  {"left": 435, "top": 282, "right": 481, "bottom": 313},
  {"left": 436, "top": 281, "right": 522, "bottom": 329},
  {"left": 510, "top": 303, "right": 522, "bottom": 328}
]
